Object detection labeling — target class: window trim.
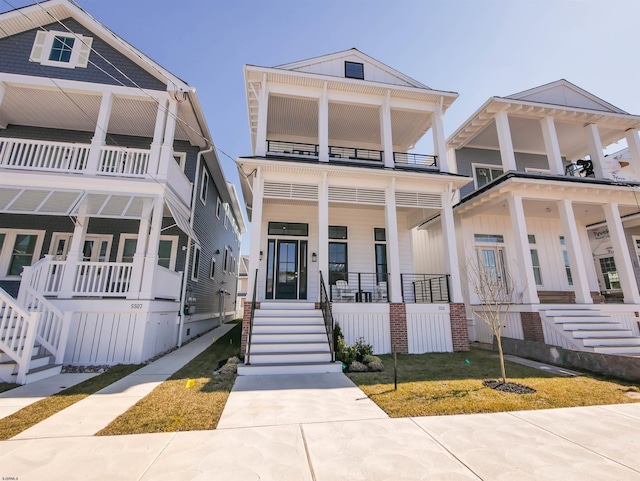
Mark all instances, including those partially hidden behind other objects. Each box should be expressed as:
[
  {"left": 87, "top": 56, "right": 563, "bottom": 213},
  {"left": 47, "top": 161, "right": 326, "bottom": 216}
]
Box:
[
  {"left": 173, "top": 152, "right": 186, "bottom": 171},
  {"left": 191, "top": 245, "right": 201, "bottom": 281},
  {"left": 30, "top": 30, "right": 93, "bottom": 69},
  {"left": 472, "top": 163, "right": 504, "bottom": 189},
  {"left": 117, "top": 234, "right": 179, "bottom": 270},
  {"left": 0, "top": 229, "right": 45, "bottom": 279},
  {"left": 344, "top": 61, "right": 364, "bottom": 80},
  {"left": 200, "top": 167, "right": 209, "bottom": 205},
  {"left": 210, "top": 257, "right": 216, "bottom": 279},
  {"left": 216, "top": 197, "right": 222, "bottom": 219}
]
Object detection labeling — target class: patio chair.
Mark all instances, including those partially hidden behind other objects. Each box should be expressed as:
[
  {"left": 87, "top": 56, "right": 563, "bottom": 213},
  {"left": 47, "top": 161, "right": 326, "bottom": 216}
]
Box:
[{"left": 335, "top": 280, "right": 355, "bottom": 302}]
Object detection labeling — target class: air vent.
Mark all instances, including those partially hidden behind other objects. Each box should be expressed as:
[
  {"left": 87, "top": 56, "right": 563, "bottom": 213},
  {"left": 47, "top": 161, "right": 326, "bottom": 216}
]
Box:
[
  {"left": 263, "top": 182, "right": 318, "bottom": 200},
  {"left": 395, "top": 191, "right": 441, "bottom": 209},
  {"left": 329, "top": 187, "right": 385, "bottom": 204}
]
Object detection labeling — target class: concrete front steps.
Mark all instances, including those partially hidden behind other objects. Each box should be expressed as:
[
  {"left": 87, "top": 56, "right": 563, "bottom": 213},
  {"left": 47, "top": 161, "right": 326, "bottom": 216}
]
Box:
[
  {"left": 238, "top": 302, "right": 343, "bottom": 375},
  {"left": 0, "top": 349, "right": 62, "bottom": 384},
  {"left": 541, "top": 307, "right": 640, "bottom": 355}
]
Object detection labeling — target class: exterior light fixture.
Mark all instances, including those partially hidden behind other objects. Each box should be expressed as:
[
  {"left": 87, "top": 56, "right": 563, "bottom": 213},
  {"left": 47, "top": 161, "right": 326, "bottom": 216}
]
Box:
[
  {"left": 259, "top": 250, "right": 263, "bottom": 261},
  {"left": 312, "top": 252, "right": 317, "bottom": 262}
]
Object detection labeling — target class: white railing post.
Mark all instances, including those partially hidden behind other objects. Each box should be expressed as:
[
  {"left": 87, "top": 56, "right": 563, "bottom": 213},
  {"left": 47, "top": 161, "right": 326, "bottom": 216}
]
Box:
[
  {"left": 15, "top": 311, "right": 39, "bottom": 385},
  {"left": 55, "top": 311, "right": 73, "bottom": 365}
]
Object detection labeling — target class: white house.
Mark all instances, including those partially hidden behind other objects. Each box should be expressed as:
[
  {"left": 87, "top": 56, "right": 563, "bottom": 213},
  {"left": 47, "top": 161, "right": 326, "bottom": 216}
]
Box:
[
  {"left": 0, "top": 0, "right": 245, "bottom": 384},
  {"left": 237, "top": 49, "right": 471, "bottom": 374},
  {"left": 431, "top": 80, "right": 640, "bottom": 354}
]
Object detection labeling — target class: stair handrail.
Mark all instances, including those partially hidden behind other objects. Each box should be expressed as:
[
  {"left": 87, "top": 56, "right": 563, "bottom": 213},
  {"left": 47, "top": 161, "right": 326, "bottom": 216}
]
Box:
[
  {"left": 245, "top": 268, "right": 258, "bottom": 365},
  {"left": 319, "top": 272, "right": 335, "bottom": 362}
]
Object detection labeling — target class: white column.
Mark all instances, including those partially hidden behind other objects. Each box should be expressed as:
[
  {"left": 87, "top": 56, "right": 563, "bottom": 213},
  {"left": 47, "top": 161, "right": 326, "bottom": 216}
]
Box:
[
  {"left": 139, "top": 199, "right": 164, "bottom": 299},
  {"left": 0, "top": 81, "right": 6, "bottom": 128},
  {"left": 86, "top": 92, "right": 113, "bottom": 174},
  {"left": 318, "top": 172, "right": 329, "bottom": 292},
  {"left": 385, "top": 178, "right": 402, "bottom": 302},
  {"left": 255, "top": 73, "right": 269, "bottom": 157},
  {"left": 150, "top": 98, "right": 168, "bottom": 175},
  {"left": 127, "top": 200, "right": 152, "bottom": 299},
  {"left": 158, "top": 98, "right": 178, "bottom": 179},
  {"left": 540, "top": 116, "right": 564, "bottom": 175},
  {"left": 495, "top": 110, "right": 517, "bottom": 172},
  {"left": 381, "top": 90, "right": 394, "bottom": 168},
  {"left": 432, "top": 100, "right": 449, "bottom": 173},
  {"left": 507, "top": 195, "right": 539, "bottom": 304},
  {"left": 625, "top": 129, "right": 640, "bottom": 177},
  {"left": 247, "top": 168, "right": 264, "bottom": 300},
  {"left": 440, "top": 186, "right": 462, "bottom": 302},
  {"left": 602, "top": 202, "right": 640, "bottom": 304},
  {"left": 584, "top": 123, "right": 606, "bottom": 179},
  {"left": 58, "top": 216, "right": 88, "bottom": 298},
  {"left": 446, "top": 148, "right": 458, "bottom": 174},
  {"left": 557, "top": 199, "right": 593, "bottom": 304},
  {"left": 318, "top": 82, "right": 329, "bottom": 162}
]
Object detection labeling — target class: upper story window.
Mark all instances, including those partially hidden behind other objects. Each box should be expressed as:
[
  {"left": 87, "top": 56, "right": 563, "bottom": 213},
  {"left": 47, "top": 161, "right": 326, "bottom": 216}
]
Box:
[
  {"left": 30, "top": 30, "right": 93, "bottom": 69},
  {"left": 200, "top": 167, "right": 209, "bottom": 204},
  {"left": 345, "top": 61, "right": 364, "bottom": 80},
  {"left": 473, "top": 164, "right": 504, "bottom": 189}
]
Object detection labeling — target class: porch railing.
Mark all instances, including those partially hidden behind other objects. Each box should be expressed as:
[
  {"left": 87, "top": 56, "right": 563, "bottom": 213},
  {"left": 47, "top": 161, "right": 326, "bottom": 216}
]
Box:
[
  {"left": 267, "top": 140, "right": 318, "bottom": 157},
  {"left": 319, "top": 272, "right": 335, "bottom": 362},
  {"left": 99, "top": 146, "right": 149, "bottom": 177},
  {"left": 393, "top": 152, "right": 437, "bottom": 168},
  {"left": 0, "top": 137, "right": 89, "bottom": 172},
  {"left": 74, "top": 262, "right": 133, "bottom": 296},
  {"left": 328, "top": 145, "right": 382, "bottom": 162},
  {"left": 401, "top": 274, "right": 450, "bottom": 303},
  {"left": 330, "top": 272, "right": 388, "bottom": 303},
  {"left": 22, "top": 256, "right": 65, "bottom": 295},
  {"left": 245, "top": 269, "right": 259, "bottom": 365},
  {"left": 153, "top": 267, "right": 183, "bottom": 300}
]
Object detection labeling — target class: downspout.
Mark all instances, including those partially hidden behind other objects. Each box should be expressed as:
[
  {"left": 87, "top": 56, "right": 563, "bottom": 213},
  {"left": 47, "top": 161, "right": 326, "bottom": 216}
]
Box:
[{"left": 177, "top": 144, "right": 213, "bottom": 347}]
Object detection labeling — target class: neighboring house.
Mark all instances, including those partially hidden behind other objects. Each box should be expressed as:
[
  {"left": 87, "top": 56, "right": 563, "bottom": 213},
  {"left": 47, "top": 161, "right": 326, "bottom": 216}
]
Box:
[
  {"left": 0, "top": 0, "right": 245, "bottom": 384},
  {"left": 235, "top": 255, "right": 249, "bottom": 319},
  {"left": 237, "top": 49, "right": 471, "bottom": 374},
  {"left": 433, "top": 79, "right": 640, "bottom": 354}
]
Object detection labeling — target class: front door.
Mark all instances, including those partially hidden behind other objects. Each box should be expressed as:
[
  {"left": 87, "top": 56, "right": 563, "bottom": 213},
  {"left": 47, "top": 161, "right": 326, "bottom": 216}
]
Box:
[{"left": 276, "top": 240, "right": 298, "bottom": 299}]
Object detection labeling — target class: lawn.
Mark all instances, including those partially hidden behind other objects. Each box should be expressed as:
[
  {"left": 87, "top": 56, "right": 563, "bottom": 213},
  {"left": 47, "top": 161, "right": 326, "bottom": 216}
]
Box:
[
  {"left": 97, "top": 321, "right": 241, "bottom": 435},
  {"left": 347, "top": 348, "right": 640, "bottom": 417},
  {"left": 0, "top": 364, "right": 142, "bottom": 440}
]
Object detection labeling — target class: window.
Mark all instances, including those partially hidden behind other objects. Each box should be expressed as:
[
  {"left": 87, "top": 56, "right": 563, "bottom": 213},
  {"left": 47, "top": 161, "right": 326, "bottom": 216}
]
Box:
[
  {"left": 345, "top": 61, "right": 364, "bottom": 80},
  {"left": 216, "top": 197, "right": 222, "bottom": 219},
  {"left": 9, "top": 234, "right": 38, "bottom": 276},
  {"left": 473, "top": 164, "right": 504, "bottom": 189},
  {"left": 121, "top": 238, "right": 137, "bottom": 263},
  {"left": 223, "top": 247, "right": 229, "bottom": 272},
  {"left": 329, "top": 226, "right": 348, "bottom": 240},
  {"left": 0, "top": 230, "right": 44, "bottom": 278},
  {"left": 210, "top": 257, "right": 216, "bottom": 279},
  {"left": 200, "top": 167, "right": 209, "bottom": 204},
  {"left": 599, "top": 257, "right": 620, "bottom": 290},
  {"left": 191, "top": 246, "right": 200, "bottom": 281},
  {"left": 268, "top": 222, "right": 309, "bottom": 236},
  {"left": 30, "top": 30, "right": 92, "bottom": 69},
  {"left": 224, "top": 206, "right": 229, "bottom": 229},
  {"left": 157, "top": 240, "right": 173, "bottom": 269},
  {"left": 329, "top": 242, "right": 348, "bottom": 285},
  {"left": 528, "top": 235, "right": 543, "bottom": 286},
  {"left": 474, "top": 234, "right": 504, "bottom": 243},
  {"left": 560, "top": 236, "right": 573, "bottom": 286},
  {"left": 117, "top": 235, "right": 177, "bottom": 269},
  {"left": 474, "top": 233, "right": 508, "bottom": 293},
  {"left": 374, "top": 228, "right": 388, "bottom": 284},
  {"left": 173, "top": 152, "right": 186, "bottom": 171}
]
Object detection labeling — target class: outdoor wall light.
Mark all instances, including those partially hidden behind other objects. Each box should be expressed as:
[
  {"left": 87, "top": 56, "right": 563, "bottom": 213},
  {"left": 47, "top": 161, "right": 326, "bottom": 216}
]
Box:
[
  {"left": 259, "top": 250, "right": 263, "bottom": 261},
  {"left": 215, "top": 249, "right": 220, "bottom": 255},
  {"left": 312, "top": 252, "right": 317, "bottom": 262}
]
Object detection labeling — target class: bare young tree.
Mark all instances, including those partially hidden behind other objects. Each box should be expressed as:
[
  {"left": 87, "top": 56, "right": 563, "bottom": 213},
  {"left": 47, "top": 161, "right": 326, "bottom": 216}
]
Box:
[{"left": 466, "top": 250, "right": 520, "bottom": 384}]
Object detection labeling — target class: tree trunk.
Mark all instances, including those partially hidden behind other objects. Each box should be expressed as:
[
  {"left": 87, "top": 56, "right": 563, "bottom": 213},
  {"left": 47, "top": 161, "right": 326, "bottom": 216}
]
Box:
[{"left": 495, "top": 334, "right": 507, "bottom": 383}]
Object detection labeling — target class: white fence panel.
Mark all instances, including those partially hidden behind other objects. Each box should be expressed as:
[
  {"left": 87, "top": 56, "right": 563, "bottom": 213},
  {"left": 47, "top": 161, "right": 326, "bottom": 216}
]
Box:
[
  {"left": 333, "top": 308, "right": 390, "bottom": 355},
  {"left": 406, "top": 311, "right": 452, "bottom": 353}
]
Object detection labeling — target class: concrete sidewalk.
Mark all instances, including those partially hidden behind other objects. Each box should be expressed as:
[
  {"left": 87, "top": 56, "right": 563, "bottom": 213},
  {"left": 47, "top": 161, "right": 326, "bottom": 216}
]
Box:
[
  {"left": 3, "top": 403, "right": 640, "bottom": 480},
  {"left": 8, "top": 322, "right": 235, "bottom": 439}
]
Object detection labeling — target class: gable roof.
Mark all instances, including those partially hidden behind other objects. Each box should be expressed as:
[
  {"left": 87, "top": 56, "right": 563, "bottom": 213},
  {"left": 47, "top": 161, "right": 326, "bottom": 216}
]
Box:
[
  {"left": 506, "top": 79, "right": 628, "bottom": 115},
  {"left": 274, "top": 48, "right": 430, "bottom": 89}
]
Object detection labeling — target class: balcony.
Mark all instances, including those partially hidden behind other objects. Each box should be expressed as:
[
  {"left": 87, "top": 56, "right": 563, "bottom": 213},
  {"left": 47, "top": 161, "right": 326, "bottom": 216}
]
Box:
[{"left": 265, "top": 140, "right": 437, "bottom": 169}]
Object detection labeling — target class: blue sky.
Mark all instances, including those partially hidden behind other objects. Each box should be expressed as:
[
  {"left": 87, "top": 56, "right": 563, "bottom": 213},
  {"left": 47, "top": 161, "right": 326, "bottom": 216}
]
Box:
[{"left": 2, "top": 0, "right": 640, "bottom": 254}]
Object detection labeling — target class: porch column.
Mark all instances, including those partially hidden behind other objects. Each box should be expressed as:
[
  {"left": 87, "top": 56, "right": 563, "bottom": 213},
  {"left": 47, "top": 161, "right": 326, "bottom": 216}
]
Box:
[
  {"left": 158, "top": 98, "right": 178, "bottom": 179},
  {"left": 433, "top": 100, "right": 449, "bottom": 173},
  {"left": 507, "top": 195, "right": 539, "bottom": 304},
  {"left": 58, "top": 216, "right": 89, "bottom": 298},
  {"left": 247, "top": 168, "right": 263, "bottom": 300},
  {"left": 385, "top": 178, "right": 402, "bottom": 303},
  {"left": 540, "top": 116, "right": 564, "bottom": 175},
  {"left": 86, "top": 92, "right": 114, "bottom": 175},
  {"left": 625, "top": 129, "right": 640, "bottom": 178},
  {"left": 381, "top": 90, "right": 394, "bottom": 168},
  {"left": 139, "top": 198, "right": 164, "bottom": 299},
  {"left": 602, "top": 202, "right": 640, "bottom": 304},
  {"left": 584, "top": 123, "right": 606, "bottom": 179},
  {"left": 255, "top": 73, "right": 269, "bottom": 157},
  {"left": 557, "top": 199, "right": 592, "bottom": 304},
  {"left": 318, "top": 82, "right": 329, "bottom": 162},
  {"left": 495, "top": 110, "right": 517, "bottom": 172},
  {"left": 440, "top": 185, "right": 462, "bottom": 303},
  {"left": 318, "top": 172, "right": 329, "bottom": 293},
  {"left": 0, "top": 81, "right": 6, "bottom": 128},
  {"left": 127, "top": 200, "right": 153, "bottom": 300},
  {"left": 150, "top": 98, "right": 168, "bottom": 175}
]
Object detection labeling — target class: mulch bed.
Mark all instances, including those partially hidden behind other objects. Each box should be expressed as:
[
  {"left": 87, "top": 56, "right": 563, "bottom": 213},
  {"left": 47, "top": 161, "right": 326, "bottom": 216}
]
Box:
[{"left": 483, "top": 380, "right": 536, "bottom": 394}]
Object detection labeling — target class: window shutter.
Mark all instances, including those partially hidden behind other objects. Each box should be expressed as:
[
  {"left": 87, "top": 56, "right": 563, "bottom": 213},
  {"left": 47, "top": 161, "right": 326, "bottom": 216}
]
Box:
[
  {"left": 76, "top": 36, "right": 93, "bottom": 68},
  {"left": 29, "top": 31, "right": 48, "bottom": 62}
]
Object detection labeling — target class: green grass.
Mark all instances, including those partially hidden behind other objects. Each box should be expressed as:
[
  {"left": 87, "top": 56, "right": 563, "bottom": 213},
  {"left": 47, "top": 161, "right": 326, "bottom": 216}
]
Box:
[
  {"left": 347, "top": 348, "right": 640, "bottom": 417},
  {"left": 0, "top": 364, "right": 142, "bottom": 440},
  {"left": 97, "top": 322, "right": 241, "bottom": 435},
  {"left": 0, "top": 382, "right": 18, "bottom": 394}
]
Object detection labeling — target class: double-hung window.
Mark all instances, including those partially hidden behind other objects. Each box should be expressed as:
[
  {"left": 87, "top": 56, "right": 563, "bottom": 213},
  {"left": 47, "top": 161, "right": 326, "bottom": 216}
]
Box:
[{"left": 30, "top": 30, "right": 93, "bottom": 69}]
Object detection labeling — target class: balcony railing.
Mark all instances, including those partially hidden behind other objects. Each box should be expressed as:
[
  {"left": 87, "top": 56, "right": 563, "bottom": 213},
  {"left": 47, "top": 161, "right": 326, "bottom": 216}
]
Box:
[
  {"left": 330, "top": 272, "right": 388, "bottom": 303},
  {"left": 328, "top": 145, "right": 382, "bottom": 162},
  {"left": 266, "top": 140, "right": 318, "bottom": 157},
  {"left": 0, "top": 137, "right": 89, "bottom": 172},
  {"left": 401, "top": 274, "right": 450, "bottom": 303},
  {"left": 393, "top": 152, "right": 437, "bottom": 168},
  {"left": 99, "top": 147, "right": 149, "bottom": 177}
]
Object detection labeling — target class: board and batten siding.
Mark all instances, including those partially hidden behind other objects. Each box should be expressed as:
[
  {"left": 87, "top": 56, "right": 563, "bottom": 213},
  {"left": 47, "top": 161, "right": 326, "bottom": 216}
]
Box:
[
  {"left": 406, "top": 304, "right": 452, "bottom": 353},
  {"left": 412, "top": 221, "right": 445, "bottom": 275},
  {"left": 472, "top": 312, "right": 523, "bottom": 344},
  {"left": 333, "top": 304, "right": 390, "bottom": 354}
]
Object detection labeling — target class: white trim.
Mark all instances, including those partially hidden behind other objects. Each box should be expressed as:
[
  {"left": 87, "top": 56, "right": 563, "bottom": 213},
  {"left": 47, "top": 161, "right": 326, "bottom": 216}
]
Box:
[
  {"left": 191, "top": 245, "right": 201, "bottom": 281},
  {"left": 216, "top": 197, "right": 221, "bottom": 219},
  {"left": 200, "top": 168, "right": 209, "bottom": 205},
  {"left": 173, "top": 152, "right": 186, "bottom": 171},
  {"left": 210, "top": 257, "right": 216, "bottom": 279},
  {"left": 49, "top": 232, "right": 73, "bottom": 259},
  {"left": 30, "top": 30, "right": 93, "bottom": 69},
  {"left": 471, "top": 162, "right": 504, "bottom": 189},
  {"left": 116, "top": 233, "right": 178, "bottom": 270},
  {"left": 0, "top": 229, "right": 45, "bottom": 279},
  {"left": 525, "top": 167, "right": 551, "bottom": 174}
]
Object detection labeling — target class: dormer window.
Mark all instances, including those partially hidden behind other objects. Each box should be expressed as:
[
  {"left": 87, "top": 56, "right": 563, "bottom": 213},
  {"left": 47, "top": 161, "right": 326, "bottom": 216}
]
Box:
[
  {"left": 345, "top": 61, "right": 364, "bottom": 80},
  {"left": 30, "top": 30, "right": 93, "bottom": 69}
]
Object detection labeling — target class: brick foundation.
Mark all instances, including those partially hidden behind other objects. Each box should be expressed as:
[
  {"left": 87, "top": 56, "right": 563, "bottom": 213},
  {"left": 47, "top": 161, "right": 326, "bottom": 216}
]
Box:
[
  {"left": 520, "top": 311, "right": 544, "bottom": 342},
  {"left": 240, "top": 301, "right": 259, "bottom": 357},
  {"left": 390, "top": 303, "right": 408, "bottom": 354},
  {"left": 449, "top": 303, "right": 469, "bottom": 351},
  {"left": 538, "top": 291, "right": 604, "bottom": 304}
]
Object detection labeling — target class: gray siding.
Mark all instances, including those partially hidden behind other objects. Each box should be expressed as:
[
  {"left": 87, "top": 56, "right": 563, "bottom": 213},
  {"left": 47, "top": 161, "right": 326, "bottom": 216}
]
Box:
[{"left": 0, "top": 19, "right": 166, "bottom": 90}]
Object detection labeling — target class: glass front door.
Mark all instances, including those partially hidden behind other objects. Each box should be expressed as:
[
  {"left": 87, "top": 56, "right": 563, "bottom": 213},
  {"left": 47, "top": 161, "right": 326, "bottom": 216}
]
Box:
[{"left": 276, "top": 240, "right": 298, "bottom": 299}]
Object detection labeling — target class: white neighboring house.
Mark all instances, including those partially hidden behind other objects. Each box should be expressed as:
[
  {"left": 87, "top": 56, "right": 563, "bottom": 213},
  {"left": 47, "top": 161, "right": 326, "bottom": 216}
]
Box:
[
  {"left": 426, "top": 79, "right": 640, "bottom": 355},
  {"left": 0, "top": 0, "right": 245, "bottom": 384},
  {"left": 235, "top": 255, "right": 249, "bottom": 319},
  {"left": 237, "top": 49, "right": 471, "bottom": 375}
]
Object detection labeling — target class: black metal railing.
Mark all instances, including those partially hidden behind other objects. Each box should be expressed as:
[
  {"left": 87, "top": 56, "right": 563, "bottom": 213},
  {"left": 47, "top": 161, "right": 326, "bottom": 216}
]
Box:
[
  {"left": 319, "top": 272, "right": 335, "bottom": 362},
  {"left": 266, "top": 140, "right": 318, "bottom": 157},
  {"left": 329, "top": 272, "right": 389, "bottom": 303},
  {"left": 400, "top": 274, "right": 450, "bottom": 303},
  {"left": 329, "top": 145, "right": 382, "bottom": 162},
  {"left": 245, "top": 269, "right": 259, "bottom": 365},
  {"left": 394, "top": 152, "right": 437, "bottom": 168}
]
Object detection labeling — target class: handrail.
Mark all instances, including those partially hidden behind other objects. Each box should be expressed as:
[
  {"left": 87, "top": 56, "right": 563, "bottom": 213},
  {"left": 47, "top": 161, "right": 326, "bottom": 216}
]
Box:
[
  {"left": 245, "top": 268, "right": 258, "bottom": 365},
  {"left": 401, "top": 273, "right": 450, "bottom": 303},
  {"left": 319, "top": 272, "right": 335, "bottom": 362}
]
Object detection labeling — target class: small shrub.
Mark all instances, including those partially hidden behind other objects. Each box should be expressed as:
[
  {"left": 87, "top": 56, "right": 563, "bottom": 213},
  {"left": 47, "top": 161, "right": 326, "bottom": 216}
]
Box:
[
  {"left": 362, "top": 354, "right": 381, "bottom": 365},
  {"left": 227, "top": 356, "right": 241, "bottom": 365},
  {"left": 353, "top": 337, "right": 374, "bottom": 362},
  {"left": 348, "top": 361, "right": 367, "bottom": 372},
  {"left": 367, "top": 360, "right": 385, "bottom": 372}
]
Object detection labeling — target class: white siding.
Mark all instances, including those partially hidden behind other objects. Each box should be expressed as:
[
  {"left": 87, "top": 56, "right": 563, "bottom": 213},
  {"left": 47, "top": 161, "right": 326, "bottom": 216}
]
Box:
[
  {"left": 412, "top": 222, "right": 445, "bottom": 274},
  {"left": 470, "top": 311, "right": 523, "bottom": 344},
  {"left": 333, "top": 304, "right": 390, "bottom": 354},
  {"left": 406, "top": 304, "right": 452, "bottom": 353},
  {"left": 541, "top": 322, "right": 580, "bottom": 350}
]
